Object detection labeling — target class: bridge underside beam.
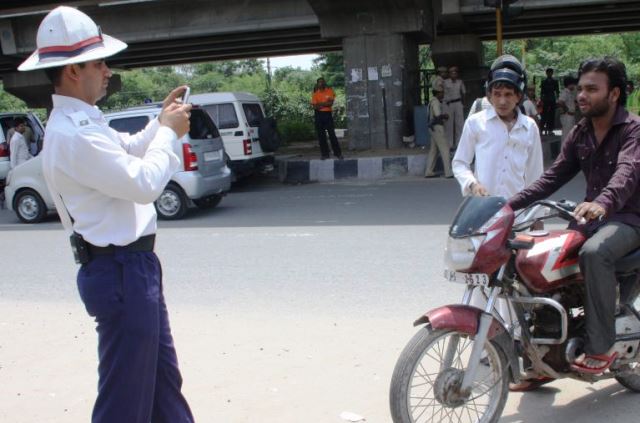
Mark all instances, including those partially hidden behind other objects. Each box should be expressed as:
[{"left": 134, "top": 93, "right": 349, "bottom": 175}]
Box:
[{"left": 440, "top": 2, "right": 640, "bottom": 39}]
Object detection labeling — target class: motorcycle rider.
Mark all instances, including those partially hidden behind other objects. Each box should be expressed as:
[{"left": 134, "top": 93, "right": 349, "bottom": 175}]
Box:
[{"left": 508, "top": 57, "right": 640, "bottom": 374}]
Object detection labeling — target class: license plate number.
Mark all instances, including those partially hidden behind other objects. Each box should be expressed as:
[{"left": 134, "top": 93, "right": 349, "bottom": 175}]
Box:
[
  {"left": 204, "top": 150, "right": 221, "bottom": 162},
  {"left": 444, "top": 269, "right": 489, "bottom": 286}
]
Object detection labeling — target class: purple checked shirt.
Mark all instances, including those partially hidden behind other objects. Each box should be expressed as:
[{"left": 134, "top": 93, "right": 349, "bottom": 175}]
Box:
[{"left": 508, "top": 106, "right": 640, "bottom": 232}]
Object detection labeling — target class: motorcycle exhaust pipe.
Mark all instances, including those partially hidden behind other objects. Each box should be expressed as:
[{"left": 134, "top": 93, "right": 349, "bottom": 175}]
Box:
[{"left": 565, "top": 337, "right": 584, "bottom": 364}]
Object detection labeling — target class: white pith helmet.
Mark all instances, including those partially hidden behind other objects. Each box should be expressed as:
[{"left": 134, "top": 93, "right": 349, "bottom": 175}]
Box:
[{"left": 18, "top": 6, "right": 127, "bottom": 72}]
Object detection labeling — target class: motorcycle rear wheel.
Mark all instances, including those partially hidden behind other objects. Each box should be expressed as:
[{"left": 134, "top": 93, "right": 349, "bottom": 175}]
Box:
[
  {"left": 615, "top": 363, "right": 640, "bottom": 392},
  {"left": 389, "top": 327, "right": 509, "bottom": 423}
]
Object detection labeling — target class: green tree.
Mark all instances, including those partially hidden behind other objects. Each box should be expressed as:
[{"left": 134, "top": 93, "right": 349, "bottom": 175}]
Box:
[
  {"left": 0, "top": 84, "right": 28, "bottom": 111},
  {"left": 312, "top": 52, "right": 344, "bottom": 88}
]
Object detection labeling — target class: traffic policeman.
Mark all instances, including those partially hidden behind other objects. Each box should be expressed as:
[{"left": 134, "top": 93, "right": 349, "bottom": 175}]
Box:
[{"left": 18, "top": 6, "right": 195, "bottom": 422}]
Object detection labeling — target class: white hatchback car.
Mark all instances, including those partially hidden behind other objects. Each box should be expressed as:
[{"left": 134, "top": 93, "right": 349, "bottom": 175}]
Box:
[{"left": 4, "top": 104, "right": 231, "bottom": 223}]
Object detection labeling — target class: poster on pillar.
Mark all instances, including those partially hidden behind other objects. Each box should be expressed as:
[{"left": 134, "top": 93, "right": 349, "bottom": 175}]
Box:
[
  {"left": 367, "top": 67, "right": 378, "bottom": 81},
  {"left": 381, "top": 65, "right": 392, "bottom": 78},
  {"left": 350, "top": 68, "right": 363, "bottom": 83}
]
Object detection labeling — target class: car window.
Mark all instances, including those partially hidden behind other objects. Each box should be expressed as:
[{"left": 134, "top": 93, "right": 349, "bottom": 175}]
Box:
[
  {"left": 204, "top": 104, "right": 238, "bottom": 129},
  {"left": 0, "top": 117, "right": 15, "bottom": 142},
  {"left": 190, "top": 109, "right": 220, "bottom": 139},
  {"left": 108, "top": 116, "right": 150, "bottom": 134},
  {"left": 242, "top": 103, "right": 264, "bottom": 127}
]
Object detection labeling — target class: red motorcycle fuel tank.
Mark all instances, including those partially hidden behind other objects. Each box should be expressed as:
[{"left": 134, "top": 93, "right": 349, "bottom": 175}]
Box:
[{"left": 515, "top": 229, "right": 586, "bottom": 294}]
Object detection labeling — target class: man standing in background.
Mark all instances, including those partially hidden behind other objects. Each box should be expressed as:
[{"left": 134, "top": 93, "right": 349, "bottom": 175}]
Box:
[
  {"left": 443, "top": 65, "right": 466, "bottom": 150},
  {"left": 424, "top": 82, "right": 452, "bottom": 179},
  {"left": 432, "top": 66, "right": 448, "bottom": 92},
  {"left": 9, "top": 117, "right": 32, "bottom": 168},
  {"left": 540, "top": 67, "right": 560, "bottom": 135},
  {"left": 311, "top": 77, "right": 343, "bottom": 160},
  {"left": 558, "top": 76, "right": 578, "bottom": 143}
]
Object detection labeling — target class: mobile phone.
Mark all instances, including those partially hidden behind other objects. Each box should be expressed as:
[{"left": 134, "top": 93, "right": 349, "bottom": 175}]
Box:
[{"left": 181, "top": 86, "right": 190, "bottom": 104}]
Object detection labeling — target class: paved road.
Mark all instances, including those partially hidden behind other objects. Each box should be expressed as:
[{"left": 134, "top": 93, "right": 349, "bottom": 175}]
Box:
[{"left": 2, "top": 175, "right": 638, "bottom": 423}]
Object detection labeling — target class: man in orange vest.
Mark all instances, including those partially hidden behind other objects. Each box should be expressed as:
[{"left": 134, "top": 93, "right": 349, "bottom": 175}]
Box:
[{"left": 311, "top": 77, "right": 343, "bottom": 159}]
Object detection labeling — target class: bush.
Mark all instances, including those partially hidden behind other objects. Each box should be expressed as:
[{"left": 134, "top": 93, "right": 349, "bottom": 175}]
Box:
[{"left": 277, "top": 119, "right": 316, "bottom": 143}]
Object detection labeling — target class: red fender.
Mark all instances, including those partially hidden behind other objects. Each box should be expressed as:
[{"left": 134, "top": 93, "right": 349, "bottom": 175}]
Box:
[
  {"left": 414, "top": 304, "right": 506, "bottom": 340},
  {"left": 413, "top": 304, "right": 520, "bottom": 383}
]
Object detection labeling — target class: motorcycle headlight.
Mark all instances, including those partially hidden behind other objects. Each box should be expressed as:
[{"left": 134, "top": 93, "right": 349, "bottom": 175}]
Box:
[{"left": 444, "top": 235, "right": 486, "bottom": 271}]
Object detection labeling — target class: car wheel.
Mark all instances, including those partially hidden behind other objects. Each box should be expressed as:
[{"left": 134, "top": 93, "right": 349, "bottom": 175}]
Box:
[
  {"left": 193, "top": 194, "right": 222, "bottom": 210},
  {"left": 14, "top": 189, "right": 46, "bottom": 224},
  {"left": 155, "top": 183, "right": 188, "bottom": 220}
]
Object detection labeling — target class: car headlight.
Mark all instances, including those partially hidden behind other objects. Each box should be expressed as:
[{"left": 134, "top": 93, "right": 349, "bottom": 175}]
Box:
[{"left": 444, "top": 235, "right": 486, "bottom": 271}]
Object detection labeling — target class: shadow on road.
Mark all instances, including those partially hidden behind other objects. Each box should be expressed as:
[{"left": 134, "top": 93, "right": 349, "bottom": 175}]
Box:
[{"left": 503, "top": 382, "right": 636, "bottom": 423}]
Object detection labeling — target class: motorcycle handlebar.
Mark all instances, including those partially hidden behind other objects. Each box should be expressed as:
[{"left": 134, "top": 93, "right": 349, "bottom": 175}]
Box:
[{"left": 527, "top": 199, "right": 587, "bottom": 225}]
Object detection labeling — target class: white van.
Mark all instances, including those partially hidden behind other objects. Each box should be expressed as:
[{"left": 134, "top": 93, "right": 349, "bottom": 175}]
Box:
[{"left": 190, "top": 92, "right": 279, "bottom": 178}]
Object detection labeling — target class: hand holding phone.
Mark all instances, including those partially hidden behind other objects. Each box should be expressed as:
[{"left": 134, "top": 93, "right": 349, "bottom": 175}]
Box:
[{"left": 180, "top": 86, "right": 190, "bottom": 104}]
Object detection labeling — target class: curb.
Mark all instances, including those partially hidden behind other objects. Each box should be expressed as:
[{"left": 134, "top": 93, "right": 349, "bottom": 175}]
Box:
[
  {"left": 276, "top": 135, "right": 560, "bottom": 184},
  {"left": 276, "top": 154, "right": 430, "bottom": 183}
]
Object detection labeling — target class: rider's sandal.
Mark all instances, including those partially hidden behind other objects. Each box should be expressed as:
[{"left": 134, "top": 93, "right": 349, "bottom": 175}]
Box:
[
  {"left": 570, "top": 352, "right": 618, "bottom": 375},
  {"left": 509, "top": 376, "right": 555, "bottom": 392}
]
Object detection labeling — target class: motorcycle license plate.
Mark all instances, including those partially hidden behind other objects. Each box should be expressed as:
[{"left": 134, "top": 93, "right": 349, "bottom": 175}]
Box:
[{"left": 444, "top": 269, "right": 489, "bottom": 286}]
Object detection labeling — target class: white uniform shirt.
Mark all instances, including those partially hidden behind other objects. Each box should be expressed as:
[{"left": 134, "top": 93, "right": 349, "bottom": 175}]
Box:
[
  {"left": 9, "top": 131, "right": 32, "bottom": 168},
  {"left": 443, "top": 79, "right": 466, "bottom": 103},
  {"left": 558, "top": 88, "right": 577, "bottom": 113},
  {"left": 452, "top": 107, "right": 543, "bottom": 198},
  {"left": 522, "top": 99, "right": 538, "bottom": 119},
  {"left": 42, "top": 94, "right": 180, "bottom": 246}
]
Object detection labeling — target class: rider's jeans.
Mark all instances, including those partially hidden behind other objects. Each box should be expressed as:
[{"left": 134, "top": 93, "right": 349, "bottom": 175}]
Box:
[{"left": 579, "top": 221, "right": 640, "bottom": 355}]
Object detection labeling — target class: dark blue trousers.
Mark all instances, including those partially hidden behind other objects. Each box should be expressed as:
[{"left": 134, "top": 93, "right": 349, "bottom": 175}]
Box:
[{"left": 77, "top": 249, "right": 194, "bottom": 423}]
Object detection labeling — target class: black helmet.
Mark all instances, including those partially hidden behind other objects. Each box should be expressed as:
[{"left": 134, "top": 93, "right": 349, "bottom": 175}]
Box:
[{"left": 487, "top": 54, "right": 527, "bottom": 93}]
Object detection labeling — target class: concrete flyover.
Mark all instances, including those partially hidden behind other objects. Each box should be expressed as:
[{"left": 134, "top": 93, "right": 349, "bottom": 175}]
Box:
[{"left": 1, "top": 0, "right": 640, "bottom": 150}]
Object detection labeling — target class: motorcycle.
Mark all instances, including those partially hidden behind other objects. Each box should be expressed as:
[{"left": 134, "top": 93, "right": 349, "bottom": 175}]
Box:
[{"left": 389, "top": 196, "right": 640, "bottom": 423}]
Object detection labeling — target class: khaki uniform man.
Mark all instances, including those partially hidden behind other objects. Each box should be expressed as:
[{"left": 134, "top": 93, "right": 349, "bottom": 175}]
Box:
[
  {"left": 431, "top": 66, "right": 448, "bottom": 92},
  {"left": 558, "top": 76, "right": 578, "bottom": 143},
  {"left": 424, "top": 82, "right": 453, "bottom": 178},
  {"left": 443, "top": 66, "right": 466, "bottom": 149}
]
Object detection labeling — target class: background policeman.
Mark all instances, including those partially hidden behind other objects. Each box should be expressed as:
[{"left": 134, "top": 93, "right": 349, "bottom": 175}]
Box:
[{"left": 18, "top": 6, "right": 195, "bottom": 422}]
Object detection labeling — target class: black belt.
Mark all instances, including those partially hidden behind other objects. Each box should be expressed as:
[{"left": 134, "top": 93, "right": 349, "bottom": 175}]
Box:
[
  {"left": 88, "top": 234, "right": 156, "bottom": 256},
  {"left": 446, "top": 98, "right": 461, "bottom": 105}
]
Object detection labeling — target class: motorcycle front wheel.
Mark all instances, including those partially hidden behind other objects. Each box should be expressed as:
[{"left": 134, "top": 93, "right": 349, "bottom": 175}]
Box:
[{"left": 390, "top": 327, "right": 509, "bottom": 423}]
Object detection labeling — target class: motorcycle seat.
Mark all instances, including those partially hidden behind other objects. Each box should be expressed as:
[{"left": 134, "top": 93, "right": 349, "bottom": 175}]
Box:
[{"left": 615, "top": 248, "right": 640, "bottom": 273}]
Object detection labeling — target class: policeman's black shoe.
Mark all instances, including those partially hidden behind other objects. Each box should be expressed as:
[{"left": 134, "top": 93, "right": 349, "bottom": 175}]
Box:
[
  {"left": 321, "top": 155, "right": 330, "bottom": 160},
  {"left": 336, "top": 155, "right": 344, "bottom": 160},
  {"left": 424, "top": 174, "right": 439, "bottom": 178}
]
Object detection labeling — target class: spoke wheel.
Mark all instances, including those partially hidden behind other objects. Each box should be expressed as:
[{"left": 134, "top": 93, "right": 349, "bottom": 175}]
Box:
[{"left": 390, "top": 327, "right": 509, "bottom": 423}]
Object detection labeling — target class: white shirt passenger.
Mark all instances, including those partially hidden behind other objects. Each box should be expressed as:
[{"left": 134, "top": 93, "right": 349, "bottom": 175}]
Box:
[
  {"left": 452, "top": 107, "right": 543, "bottom": 198},
  {"left": 9, "top": 130, "right": 32, "bottom": 168},
  {"left": 41, "top": 94, "right": 180, "bottom": 246}
]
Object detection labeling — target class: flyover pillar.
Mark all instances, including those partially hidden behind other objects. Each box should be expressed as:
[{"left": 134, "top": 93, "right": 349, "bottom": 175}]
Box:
[
  {"left": 430, "top": 34, "right": 486, "bottom": 113},
  {"left": 342, "top": 33, "right": 420, "bottom": 150},
  {"left": 309, "top": 0, "right": 435, "bottom": 150}
]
